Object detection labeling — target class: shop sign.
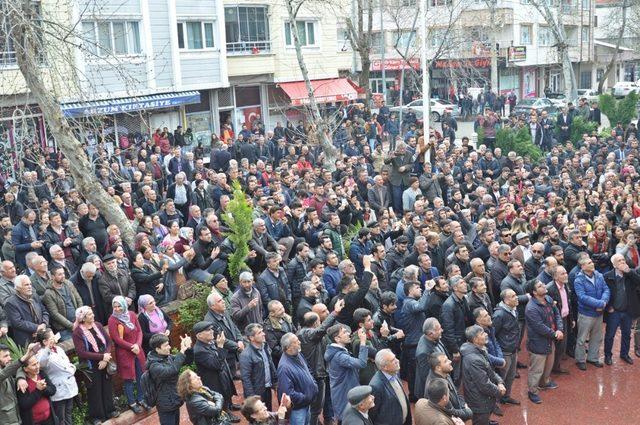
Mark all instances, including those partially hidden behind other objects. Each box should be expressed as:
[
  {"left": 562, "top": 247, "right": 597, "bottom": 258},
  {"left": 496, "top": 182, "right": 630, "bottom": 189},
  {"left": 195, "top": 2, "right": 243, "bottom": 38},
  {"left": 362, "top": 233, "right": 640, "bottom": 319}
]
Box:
[
  {"left": 508, "top": 46, "right": 527, "bottom": 62},
  {"left": 371, "top": 58, "right": 421, "bottom": 71},
  {"left": 434, "top": 58, "right": 491, "bottom": 69}
]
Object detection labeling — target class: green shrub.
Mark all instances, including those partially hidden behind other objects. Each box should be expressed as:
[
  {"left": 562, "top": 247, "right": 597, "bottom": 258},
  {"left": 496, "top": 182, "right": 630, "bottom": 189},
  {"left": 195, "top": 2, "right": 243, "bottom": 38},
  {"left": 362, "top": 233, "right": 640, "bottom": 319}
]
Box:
[
  {"left": 599, "top": 92, "right": 638, "bottom": 127},
  {"left": 177, "top": 283, "right": 211, "bottom": 331},
  {"left": 569, "top": 117, "right": 598, "bottom": 143},
  {"left": 476, "top": 126, "right": 485, "bottom": 146},
  {"left": 496, "top": 126, "right": 543, "bottom": 162},
  {"left": 221, "top": 180, "right": 253, "bottom": 280}
]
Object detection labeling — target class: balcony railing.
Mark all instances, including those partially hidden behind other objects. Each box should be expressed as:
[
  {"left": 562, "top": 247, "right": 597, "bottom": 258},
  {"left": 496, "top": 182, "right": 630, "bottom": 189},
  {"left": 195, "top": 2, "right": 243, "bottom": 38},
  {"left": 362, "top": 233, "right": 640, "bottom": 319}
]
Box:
[
  {"left": 226, "top": 41, "right": 271, "bottom": 55},
  {"left": 0, "top": 51, "right": 17, "bottom": 67}
]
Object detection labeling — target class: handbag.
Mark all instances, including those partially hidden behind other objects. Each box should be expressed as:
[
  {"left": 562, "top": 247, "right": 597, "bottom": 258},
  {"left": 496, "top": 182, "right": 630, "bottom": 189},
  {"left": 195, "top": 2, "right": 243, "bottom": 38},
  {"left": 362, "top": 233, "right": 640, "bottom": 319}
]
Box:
[{"left": 106, "top": 360, "right": 118, "bottom": 376}]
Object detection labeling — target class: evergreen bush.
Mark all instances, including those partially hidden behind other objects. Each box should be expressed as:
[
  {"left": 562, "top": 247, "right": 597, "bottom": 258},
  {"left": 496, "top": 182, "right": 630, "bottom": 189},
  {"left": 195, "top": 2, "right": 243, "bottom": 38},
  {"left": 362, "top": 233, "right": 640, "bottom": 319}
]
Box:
[
  {"left": 496, "top": 126, "right": 543, "bottom": 162},
  {"left": 599, "top": 92, "right": 638, "bottom": 127},
  {"left": 221, "top": 180, "right": 253, "bottom": 280},
  {"left": 177, "top": 283, "right": 211, "bottom": 331},
  {"left": 569, "top": 117, "right": 598, "bottom": 143}
]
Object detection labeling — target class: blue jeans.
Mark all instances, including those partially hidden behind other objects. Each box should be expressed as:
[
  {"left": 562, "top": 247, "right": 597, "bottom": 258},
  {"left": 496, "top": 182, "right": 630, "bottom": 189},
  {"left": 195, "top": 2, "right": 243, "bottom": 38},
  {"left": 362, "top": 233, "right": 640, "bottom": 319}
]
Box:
[
  {"left": 391, "top": 184, "right": 403, "bottom": 214},
  {"left": 123, "top": 358, "right": 144, "bottom": 405},
  {"left": 289, "top": 406, "right": 310, "bottom": 425},
  {"left": 605, "top": 310, "right": 633, "bottom": 358}
]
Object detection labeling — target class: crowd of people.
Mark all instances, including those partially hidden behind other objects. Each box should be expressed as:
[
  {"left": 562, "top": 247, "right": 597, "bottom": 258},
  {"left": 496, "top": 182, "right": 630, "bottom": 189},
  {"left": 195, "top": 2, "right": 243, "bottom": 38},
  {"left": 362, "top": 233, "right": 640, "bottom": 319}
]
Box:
[{"left": 0, "top": 96, "right": 638, "bottom": 425}]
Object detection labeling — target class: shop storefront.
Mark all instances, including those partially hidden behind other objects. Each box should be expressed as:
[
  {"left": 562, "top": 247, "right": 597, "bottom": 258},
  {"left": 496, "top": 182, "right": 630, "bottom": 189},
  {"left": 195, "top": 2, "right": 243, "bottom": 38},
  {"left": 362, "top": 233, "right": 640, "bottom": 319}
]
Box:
[{"left": 0, "top": 107, "right": 51, "bottom": 178}]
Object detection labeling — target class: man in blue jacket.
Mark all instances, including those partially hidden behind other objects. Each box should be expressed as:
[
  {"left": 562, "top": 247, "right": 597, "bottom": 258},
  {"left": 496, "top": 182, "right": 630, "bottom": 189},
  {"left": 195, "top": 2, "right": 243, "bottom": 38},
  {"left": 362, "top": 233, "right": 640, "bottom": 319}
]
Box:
[
  {"left": 573, "top": 256, "right": 610, "bottom": 370},
  {"left": 325, "top": 323, "right": 368, "bottom": 422},
  {"left": 277, "top": 332, "right": 318, "bottom": 425},
  {"left": 525, "top": 281, "right": 563, "bottom": 404}
]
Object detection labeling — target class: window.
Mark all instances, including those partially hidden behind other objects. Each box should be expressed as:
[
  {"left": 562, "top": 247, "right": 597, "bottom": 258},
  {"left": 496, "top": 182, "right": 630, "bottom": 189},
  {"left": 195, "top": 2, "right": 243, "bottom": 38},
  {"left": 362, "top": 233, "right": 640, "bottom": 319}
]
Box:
[
  {"left": 337, "top": 28, "right": 351, "bottom": 51},
  {"left": 431, "top": 0, "right": 451, "bottom": 5},
  {"left": 82, "top": 21, "right": 142, "bottom": 57},
  {"left": 538, "top": 26, "right": 553, "bottom": 46},
  {"left": 225, "top": 6, "right": 270, "bottom": 54},
  {"left": 0, "top": 13, "right": 16, "bottom": 66},
  {"left": 581, "top": 26, "right": 590, "bottom": 43},
  {"left": 429, "top": 28, "right": 445, "bottom": 48},
  {"left": 285, "top": 21, "right": 317, "bottom": 47},
  {"left": 177, "top": 21, "right": 215, "bottom": 50},
  {"left": 394, "top": 30, "right": 416, "bottom": 51},
  {"left": 371, "top": 32, "right": 384, "bottom": 54},
  {"left": 520, "top": 25, "right": 532, "bottom": 45}
]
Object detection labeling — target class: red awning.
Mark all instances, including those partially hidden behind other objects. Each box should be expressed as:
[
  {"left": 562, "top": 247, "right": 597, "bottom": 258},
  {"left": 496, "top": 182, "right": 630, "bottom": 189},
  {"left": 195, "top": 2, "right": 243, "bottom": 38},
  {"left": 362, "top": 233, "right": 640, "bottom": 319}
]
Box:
[{"left": 278, "top": 78, "right": 358, "bottom": 106}]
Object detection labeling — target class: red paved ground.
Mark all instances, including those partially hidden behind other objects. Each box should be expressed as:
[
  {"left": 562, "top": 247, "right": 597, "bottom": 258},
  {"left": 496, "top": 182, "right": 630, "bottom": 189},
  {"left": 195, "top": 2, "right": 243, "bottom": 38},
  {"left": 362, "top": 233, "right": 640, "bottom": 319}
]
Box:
[{"left": 117, "top": 331, "right": 637, "bottom": 425}]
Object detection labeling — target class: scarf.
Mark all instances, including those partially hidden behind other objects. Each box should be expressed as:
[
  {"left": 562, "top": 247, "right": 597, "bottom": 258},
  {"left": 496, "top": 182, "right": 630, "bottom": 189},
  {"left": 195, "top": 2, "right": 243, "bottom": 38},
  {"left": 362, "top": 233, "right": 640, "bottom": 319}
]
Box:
[
  {"left": 267, "top": 312, "right": 292, "bottom": 331},
  {"left": 16, "top": 292, "right": 41, "bottom": 323},
  {"left": 111, "top": 296, "right": 135, "bottom": 330},
  {"left": 138, "top": 294, "right": 168, "bottom": 333},
  {"left": 74, "top": 306, "right": 107, "bottom": 352}
]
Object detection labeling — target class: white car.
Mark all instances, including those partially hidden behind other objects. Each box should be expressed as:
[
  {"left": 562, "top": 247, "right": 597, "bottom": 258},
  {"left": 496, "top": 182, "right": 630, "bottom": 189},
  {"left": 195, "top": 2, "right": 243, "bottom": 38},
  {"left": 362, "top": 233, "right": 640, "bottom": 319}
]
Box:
[
  {"left": 613, "top": 81, "right": 639, "bottom": 98},
  {"left": 389, "top": 98, "right": 460, "bottom": 122},
  {"left": 576, "top": 89, "right": 599, "bottom": 104}
]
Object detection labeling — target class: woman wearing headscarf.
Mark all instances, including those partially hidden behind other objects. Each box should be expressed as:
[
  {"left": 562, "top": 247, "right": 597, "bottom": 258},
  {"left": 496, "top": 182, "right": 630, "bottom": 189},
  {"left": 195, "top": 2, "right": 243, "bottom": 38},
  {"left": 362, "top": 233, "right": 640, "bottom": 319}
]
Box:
[
  {"left": 72, "top": 306, "right": 119, "bottom": 424},
  {"left": 137, "top": 294, "right": 173, "bottom": 353},
  {"left": 174, "top": 227, "right": 194, "bottom": 254},
  {"left": 108, "top": 296, "right": 149, "bottom": 414},
  {"left": 158, "top": 242, "right": 189, "bottom": 304}
]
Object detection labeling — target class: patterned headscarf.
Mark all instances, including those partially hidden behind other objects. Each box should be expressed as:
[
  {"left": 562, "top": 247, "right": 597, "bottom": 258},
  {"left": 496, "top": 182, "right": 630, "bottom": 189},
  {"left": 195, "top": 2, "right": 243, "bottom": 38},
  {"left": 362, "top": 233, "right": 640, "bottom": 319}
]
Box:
[
  {"left": 73, "top": 306, "right": 106, "bottom": 352},
  {"left": 111, "top": 296, "right": 135, "bottom": 330}
]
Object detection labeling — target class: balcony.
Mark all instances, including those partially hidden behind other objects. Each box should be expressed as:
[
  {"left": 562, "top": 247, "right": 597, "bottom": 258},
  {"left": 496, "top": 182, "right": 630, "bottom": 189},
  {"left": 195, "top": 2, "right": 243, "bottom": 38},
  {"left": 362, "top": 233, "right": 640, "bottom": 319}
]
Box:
[
  {"left": 0, "top": 51, "right": 17, "bottom": 67},
  {"left": 226, "top": 41, "right": 272, "bottom": 56}
]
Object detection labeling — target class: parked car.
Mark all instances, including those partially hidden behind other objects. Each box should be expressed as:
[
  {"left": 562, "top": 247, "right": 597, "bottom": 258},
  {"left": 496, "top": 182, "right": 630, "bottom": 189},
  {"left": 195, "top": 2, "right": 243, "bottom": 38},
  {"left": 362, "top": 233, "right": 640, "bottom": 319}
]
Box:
[
  {"left": 613, "top": 81, "right": 639, "bottom": 98},
  {"left": 389, "top": 98, "right": 460, "bottom": 123},
  {"left": 576, "top": 89, "right": 599, "bottom": 104},
  {"left": 512, "top": 98, "right": 558, "bottom": 117},
  {"left": 545, "top": 93, "right": 568, "bottom": 108}
]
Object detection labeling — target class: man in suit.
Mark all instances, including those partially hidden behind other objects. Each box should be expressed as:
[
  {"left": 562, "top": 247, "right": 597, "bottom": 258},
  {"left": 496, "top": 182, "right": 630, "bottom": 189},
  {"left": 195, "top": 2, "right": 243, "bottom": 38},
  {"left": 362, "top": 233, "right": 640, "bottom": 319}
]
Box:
[
  {"left": 368, "top": 349, "right": 411, "bottom": 425},
  {"left": 192, "top": 321, "right": 240, "bottom": 422},
  {"left": 546, "top": 266, "right": 572, "bottom": 373},
  {"left": 603, "top": 254, "right": 640, "bottom": 366},
  {"left": 342, "top": 386, "right": 375, "bottom": 425},
  {"left": 367, "top": 175, "right": 391, "bottom": 216},
  {"left": 556, "top": 107, "right": 572, "bottom": 144},
  {"left": 539, "top": 110, "right": 554, "bottom": 150},
  {"left": 204, "top": 290, "right": 245, "bottom": 375},
  {"left": 414, "top": 318, "right": 448, "bottom": 400}
]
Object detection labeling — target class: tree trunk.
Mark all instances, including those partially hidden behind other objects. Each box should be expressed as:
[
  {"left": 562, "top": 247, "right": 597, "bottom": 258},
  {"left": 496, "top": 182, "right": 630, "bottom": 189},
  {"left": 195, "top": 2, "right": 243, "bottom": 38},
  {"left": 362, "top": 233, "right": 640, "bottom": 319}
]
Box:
[
  {"left": 9, "top": 1, "right": 135, "bottom": 247},
  {"left": 359, "top": 55, "right": 372, "bottom": 105},
  {"left": 597, "top": 0, "right": 628, "bottom": 93},
  {"left": 285, "top": 0, "right": 339, "bottom": 170}
]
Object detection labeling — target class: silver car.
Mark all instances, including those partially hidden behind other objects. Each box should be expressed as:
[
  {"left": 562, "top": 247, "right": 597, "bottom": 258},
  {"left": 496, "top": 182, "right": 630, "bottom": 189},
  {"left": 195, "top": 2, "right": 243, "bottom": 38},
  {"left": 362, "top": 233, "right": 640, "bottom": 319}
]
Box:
[{"left": 389, "top": 98, "right": 460, "bottom": 122}]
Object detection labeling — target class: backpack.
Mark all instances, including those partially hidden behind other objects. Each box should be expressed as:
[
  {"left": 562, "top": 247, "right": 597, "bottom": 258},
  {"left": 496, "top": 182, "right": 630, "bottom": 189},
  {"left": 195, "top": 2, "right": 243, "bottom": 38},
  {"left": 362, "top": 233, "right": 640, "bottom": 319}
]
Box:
[{"left": 140, "top": 368, "right": 158, "bottom": 407}]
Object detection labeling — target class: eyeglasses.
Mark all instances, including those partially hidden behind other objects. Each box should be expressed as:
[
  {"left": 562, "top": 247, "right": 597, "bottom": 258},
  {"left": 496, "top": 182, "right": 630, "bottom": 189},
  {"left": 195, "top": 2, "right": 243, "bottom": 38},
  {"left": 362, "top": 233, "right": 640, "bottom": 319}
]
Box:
[{"left": 532, "top": 250, "right": 543, "bottom": 254}]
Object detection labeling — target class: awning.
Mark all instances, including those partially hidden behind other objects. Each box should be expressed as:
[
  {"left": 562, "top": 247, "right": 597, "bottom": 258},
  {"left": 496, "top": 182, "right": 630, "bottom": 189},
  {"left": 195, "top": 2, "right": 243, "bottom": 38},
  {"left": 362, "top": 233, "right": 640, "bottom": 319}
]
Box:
[
  {"left": 61, "top": 90, "right": 201, "bottom": 118},
  {"left": 278, "top": 78, "right": 358, "bottom": 106},
  {"left": 594, "top": 40, "right": 633, "bottom": 52}
]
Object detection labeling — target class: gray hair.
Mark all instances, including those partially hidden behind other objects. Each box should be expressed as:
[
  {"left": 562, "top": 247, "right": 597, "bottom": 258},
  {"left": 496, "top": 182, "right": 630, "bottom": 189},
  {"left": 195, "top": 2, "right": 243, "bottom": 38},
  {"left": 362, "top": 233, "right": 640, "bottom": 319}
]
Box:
[
  {"left": 14, "top": 274, "right": 31, "bottom": 289},
  {"left": 611, "top": 253, "right": 624, "bottom": 265},
  {"left": 25, "top": 251, "right": 39, "bottom": 266},
  {"left": 403, "top": 265, "right": 419, "bottom": 282},
  {"left": 280, "top": 332, "right": 298, "bottom": 352},
  {"left": 80, "top": 262, "right": 97, "bottom": 277},
  {"left": 422, "top": 317, "right": 440, "bottom": 335},
  {"left": 49, "top": 244, "right": 63, "bottom": 256},
  {"left": 239, "top": 271, "right": 254, "bottom": 282},
  {"left": 465, "top": 324, "right": 484, "bottom": 342},
  {"left": 300, "top": 281, "right": 313, "bottom": 295},
  {"left": 374, "top": 348, "right": 395, "bottom": 369},
  {"left": 82, "top": 237, "right": 95, "bottom": 249},
  {"left": 207, "top": 292, "right": 222, "bottom": 308},
  {"left": 252, "top": 218, "right": 265, "bottom": 228}
]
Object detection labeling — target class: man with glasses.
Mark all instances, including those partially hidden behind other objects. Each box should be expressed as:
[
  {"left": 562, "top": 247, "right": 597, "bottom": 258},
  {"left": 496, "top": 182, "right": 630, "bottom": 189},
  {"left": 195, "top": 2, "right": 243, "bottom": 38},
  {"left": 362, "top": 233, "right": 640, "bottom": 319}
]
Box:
[{"left": 524, "top": 242, "right": 546, "bottom": 281}]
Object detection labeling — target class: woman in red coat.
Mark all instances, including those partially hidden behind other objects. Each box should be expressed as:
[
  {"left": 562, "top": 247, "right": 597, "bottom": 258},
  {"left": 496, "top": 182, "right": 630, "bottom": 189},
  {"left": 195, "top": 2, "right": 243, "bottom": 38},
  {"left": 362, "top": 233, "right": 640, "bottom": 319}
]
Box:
[{"left": 108, "top": 295, "right": 150, "bottom": 414}]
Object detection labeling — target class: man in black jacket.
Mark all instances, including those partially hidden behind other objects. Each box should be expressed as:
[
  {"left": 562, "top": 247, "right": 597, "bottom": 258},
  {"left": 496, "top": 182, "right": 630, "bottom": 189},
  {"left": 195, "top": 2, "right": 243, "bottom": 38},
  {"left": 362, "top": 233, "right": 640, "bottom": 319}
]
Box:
[
  {"left": 564, "top": 230, "right": 587, "bottom": 273},
  {"left": 492, "top": 289, "right": 521, "bottom": 406},
  {"left": 239, "top": 323, "right": 277, "bottom": 412},
  {"left": 297, "top": 300, "right": 343, "bottom": 425},
  {"left": 147, "top": 333, "right": 192, "bottom": 425},
  {"left": 500, "top": 260, "right": 531, "bottom": 353},
  {"left": 369, "top": 349, "right": 411, "bottom": 425},
  {"left": 204, "top": 291, "right": 244, "bottom": 375},
  {"left": 603, "top": 254, "right": 640, "bottom": 365},
  {"left": 193, "top": 321, "right": 239, "bottom": 421},
  {"left": 329, "top": 255, "right": 373, "bottom": 327},
  {"left": 546, "top": 266, "right": 572, "bottom": 373},
  {"left": 414, "top": 318, "right": 448, "bottom": 400},
  {"left": 440, "top": 277, "right": 471, "bottom": 384}
]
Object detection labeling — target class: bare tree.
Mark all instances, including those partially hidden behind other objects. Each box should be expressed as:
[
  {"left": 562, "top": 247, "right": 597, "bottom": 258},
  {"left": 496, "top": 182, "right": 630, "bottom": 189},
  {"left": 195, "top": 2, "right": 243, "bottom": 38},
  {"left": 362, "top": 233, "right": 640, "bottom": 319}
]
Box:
[
  {"left": 597, "top": 0, "right": 630, "bottom": 93},
  {"left": 528, "top": 0, "right": 578, "bottom": 100},
  {"left": 284, "top": 0, "right": 340, "bottom": 169},
  {"left": 6, "top": 0, "right": 139, "bottom": 246},
  {"left": 345, "top": 0, "right": 374, "bottom": 105}
]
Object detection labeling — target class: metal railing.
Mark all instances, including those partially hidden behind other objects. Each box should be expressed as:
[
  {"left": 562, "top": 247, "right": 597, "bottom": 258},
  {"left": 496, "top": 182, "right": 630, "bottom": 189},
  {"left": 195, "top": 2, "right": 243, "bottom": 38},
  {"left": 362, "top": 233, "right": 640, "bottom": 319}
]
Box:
[
  {"left": 226, "top": 41, "right": 271, "bottom": 55},
  {"left": 0, "top": 51, "right": 17, "bottom": 67}
]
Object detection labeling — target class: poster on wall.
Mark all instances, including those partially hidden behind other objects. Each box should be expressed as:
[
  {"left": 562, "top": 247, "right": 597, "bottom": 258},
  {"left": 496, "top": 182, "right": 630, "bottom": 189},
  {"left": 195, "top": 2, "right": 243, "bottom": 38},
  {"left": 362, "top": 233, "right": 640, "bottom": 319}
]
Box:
[
  {"left": 186, "top": 112, "right": 212, "bottom": 147},
  {"left": 523, "top": 69, "right": 537, "bottom": 98}
]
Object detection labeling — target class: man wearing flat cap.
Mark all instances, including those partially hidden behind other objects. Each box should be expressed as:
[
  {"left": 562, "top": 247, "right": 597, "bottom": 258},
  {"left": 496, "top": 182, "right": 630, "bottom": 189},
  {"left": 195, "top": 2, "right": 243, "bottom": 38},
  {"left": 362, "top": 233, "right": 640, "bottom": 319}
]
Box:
[{"left": 342, "top": 385, "right": 375, "bottom": 425}]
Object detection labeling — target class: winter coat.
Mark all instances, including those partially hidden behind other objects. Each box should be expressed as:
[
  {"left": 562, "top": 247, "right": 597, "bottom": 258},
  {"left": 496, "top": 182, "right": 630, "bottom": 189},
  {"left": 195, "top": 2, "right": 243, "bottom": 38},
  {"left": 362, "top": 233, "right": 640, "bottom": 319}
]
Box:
[
  {"left": 401, "top": 292, "right": 430, "bottom": 345},
  {"left": 277, "top": 352, "right": 318, "bottom": 409},
  {"left": 440, "top": 293, "right": 470, "bottom": 355},
  {"left": 492, "top": 303, "right": 520, "bottom": 353},
  {"left": 297, "top": 312, "right": 338, "bottom": 379},
  {"left": 5, "top": 293, "right": 49, "bottom": 346},
  {"left": 185, "top": 387, "right": 225, "bottom": 425},
  {"left": 573, "top": 270, "right": 610, "bottom": 317},
  {"left": 193, "top": 340, "right": 236, "bottom": 401},
  {"left": 257, "top": 268, "right": 292, "bottom": 311},
  {"left": 525, "top": 296, "right": 563, "bottom": 355},
  {"left": 325, "top": 344, "right": 368, "bottom": 418},
  {"left": 604, "top": 269, "right": 640, "bottom": 317},
  {"left": 415, "top": 336, "right": 448, "bottom": 399},
  {"left": 138, "top": 310, "right": 173, "bottom": 354},
  {"left": 42, "top": 281, "right": 83, "bottom": 333},
  {"left": 17, "top": 372, "right": 56, "bottom": 425},
  {"left": 500, "top": 274, "right": 529, "bottom": 320},
  {"left": 72, "top": 322, "right": 111, "bottom": 371},
  {"left": 230, "top": 287, "right": 263, "bottom": 332},
  {"left": 0, "top": 358, "right": 23, "bottom": 425},
  {"left": 108, "top": 311, "right": 146, "bottom": 380},
  {"left": 459, "top": 342, "right": 503, "bottom": 414},
  {"left": 239, "top": 343, "right": 277, "bottom": 397},
  {"left": 330, "top": 270, "right": 373, "bottom": 327},
  {"left": 35, "top": 346, "right": 78, "bottom": 402},
  {"left": 146, "top": 350, "right": 186, "bottom": 412},
  {"left": 71, "top": 271, "right": 107, "bottom": 325},
  {"left": 368, "top": 370, "right": 412, "bottom": 425},
  {"left": 98, "top": 269, "right": 136, "bottom": 315}
]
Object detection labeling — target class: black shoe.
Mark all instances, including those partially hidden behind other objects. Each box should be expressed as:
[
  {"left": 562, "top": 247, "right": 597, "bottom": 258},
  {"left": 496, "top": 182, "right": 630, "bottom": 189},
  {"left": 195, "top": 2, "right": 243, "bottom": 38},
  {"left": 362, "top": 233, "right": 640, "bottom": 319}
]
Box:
[
  {"left": 621, "top": 355, "right": 634, "bottom": 365},
  {"left": 587, "top": 360, "right": 603, "bottom": 368},
  {"left": 493, "top": 405, "right": 504, "bottom": 416},
  {"left": 605, "top": 356, "right": 613, "bottom": 365},
  {"left": 139, "top": 401, "right": 152, "bottom": 411},
  {"left": 130, "top": 404, "right": 143, "bottom": 414},
  {"left": 517, "top": 361, "right": 528, "bottom": 369},
  {"left": 230, "top": 403, "right": 242, "bottom": 411},
  {"left": 227, "top": 413, "right": 241, "bottom": 423},
  {"left": 501, "top": 396, "right": 521, "bottom": 405},
  {"left": 635, "top": 349, "right": 640, "bottom": 358},
  {"left": 108, "top": 411, "right": 120, "bottom": 419},
  {"left": 576, "top": 362, "right": 587, "bottom": 371}
]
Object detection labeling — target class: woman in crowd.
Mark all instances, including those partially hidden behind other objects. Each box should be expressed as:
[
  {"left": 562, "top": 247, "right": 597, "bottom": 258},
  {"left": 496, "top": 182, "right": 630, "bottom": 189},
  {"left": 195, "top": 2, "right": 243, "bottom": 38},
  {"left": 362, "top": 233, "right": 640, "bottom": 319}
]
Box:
[
  {"left": 137, "top": 294, "right": 173, "bottom": 353},
  {"left": 108, "top": 296, "right": 149, "bottom": 414},
  {"left": 177, "top": 369, "right": 227, "bottom": 425},
  {"left": 157, "top": 243, "right": 189, "bottom": 304},
  {"left": 241, "top": 394, "right": 290, "bottom": 425},
  {"left": 162, "top": 220, "right": 182, "bottom": 246},
  {"left": 152, "top": 214, "right": 169, "bottom": 240},
  {"left": 72, "top": 306, "right": 118, "bottom": 425},
  {"left": 131, "top": 251, "right": 166, "bottom": 302},
  {"left": 17, "top": 355, "right": 57, "bottom": 425},
  {"left": 32, "top": 328, "right": 78, "bottom": 425}
]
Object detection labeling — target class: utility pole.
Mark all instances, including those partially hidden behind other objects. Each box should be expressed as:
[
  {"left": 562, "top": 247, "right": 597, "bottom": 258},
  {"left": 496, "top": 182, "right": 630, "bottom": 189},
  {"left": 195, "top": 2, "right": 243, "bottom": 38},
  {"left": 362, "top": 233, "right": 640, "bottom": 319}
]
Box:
[
  {"left": 380, "top": 0, "right": 387, "bottom": 102},
  {"left": 488, "top": 0, "right": 498, "bottom": 92},
  {"left": 420, "top": 0, "right": 430, "bottom": 147}
]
